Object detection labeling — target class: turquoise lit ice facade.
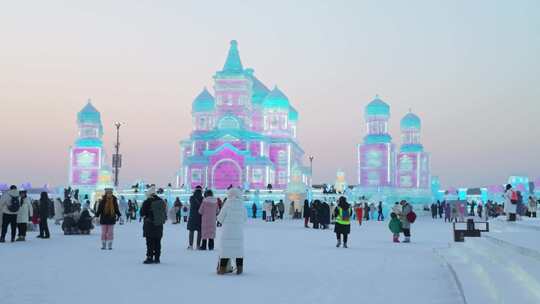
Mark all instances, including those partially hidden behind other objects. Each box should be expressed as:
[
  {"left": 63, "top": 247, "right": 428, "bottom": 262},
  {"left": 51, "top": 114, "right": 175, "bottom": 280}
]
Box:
[
  {"left": 69, "top": 101, "right": 107, "bottom": 190},
  {"left": 356, "top": 97, "right": 431, "bottom": 203},
  {"left": 178, "top": 41, "right": 310, "bottom": 190}
]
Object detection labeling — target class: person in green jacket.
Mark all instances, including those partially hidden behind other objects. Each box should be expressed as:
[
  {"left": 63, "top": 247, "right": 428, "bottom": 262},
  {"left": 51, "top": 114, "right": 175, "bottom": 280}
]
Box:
[{"left": 388, "top": 212, "right": 402, "bottom": 243}]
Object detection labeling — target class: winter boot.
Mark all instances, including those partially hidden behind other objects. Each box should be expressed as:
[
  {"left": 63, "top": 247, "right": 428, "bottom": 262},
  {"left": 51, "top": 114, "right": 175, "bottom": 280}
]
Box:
[
  {"left": 200, "top": 239, "right": 207, "bottom": 250},
  {"left": 154, "top": 256, "right": 160, "bottom": 264},
  {"left": 0, "top": 238, "right": 5, "bottom": 243},
  {"left": 236, "top": 258, "right": 244, "bottom": 275},
  {"left": 143, "top": 256, "right": 154, "bottom": 264},
  {"left": 403, "top": 237, "right": 410, "bottom": 243},
  {"left": 393, "top": 235, "right": 400, "bottom": 243},
  {"left": 101, "top": 241, "right": 107, "bottom": 250},
  {"left": 16, "top": 236, "right": 24, "bottom": 242},
  {"left": 343, "top": 243, "right": 348, "bottom": 248},
  {"left": 336, "top": 239, "right": 341, "bottom": 248},
  {"left": 217, "top": 259, "right": 228, "bottom": 275},
  {"left": 107, "top": 241, "right": 113, "bottom": 250}
]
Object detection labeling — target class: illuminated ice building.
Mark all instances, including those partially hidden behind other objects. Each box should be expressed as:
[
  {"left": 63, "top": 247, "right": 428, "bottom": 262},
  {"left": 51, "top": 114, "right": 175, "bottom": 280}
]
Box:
[
  {"left": 178, "top": 41, "right": 311, "bottom": 190},
  {"left": 69, "top": 101, "right": 113, "bottom": 198},
  {"left": 356, "top": 96, "right": 431, "bottom": 203}
]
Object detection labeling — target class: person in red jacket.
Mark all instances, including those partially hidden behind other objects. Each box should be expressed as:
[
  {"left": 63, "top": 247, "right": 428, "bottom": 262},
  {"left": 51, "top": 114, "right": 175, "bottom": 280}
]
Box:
[{"left": 355, "top": 203, "right": 363, "bottom": 226}]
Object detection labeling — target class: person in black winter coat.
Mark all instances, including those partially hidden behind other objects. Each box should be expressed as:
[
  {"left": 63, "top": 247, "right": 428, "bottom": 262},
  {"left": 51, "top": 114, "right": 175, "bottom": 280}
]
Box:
[
  {"left": 38, "top": 192, "right": 51, "bottom": 238},
  {"left": 94, "top": 189, "right": 121, "bottom": 250},
  {"left": 251, "top": 203, "right": 257, "bottom": 219},
  {"left": 310, "top": 201, "right": 320, "bottom": 229},
  {"left": 187, "top": 186, "right": 203, "bottom": 249},
  {"left": 319, "top": 202, "right": 330, "bottom": 229},
  {"left": 303, "top": 200, "right": 310, "bottom": 228},
  {"left": 78, "top": 207, "right": 93, "bottom": 234},
  {"left": 141, "top": 187, "right": 167, "bottom": 264}
]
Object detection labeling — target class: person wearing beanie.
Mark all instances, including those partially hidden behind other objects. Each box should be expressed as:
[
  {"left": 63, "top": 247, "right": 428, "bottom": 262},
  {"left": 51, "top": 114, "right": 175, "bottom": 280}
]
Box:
[{"left": 140, "top": 186, "right": 167, "bottom": 264}]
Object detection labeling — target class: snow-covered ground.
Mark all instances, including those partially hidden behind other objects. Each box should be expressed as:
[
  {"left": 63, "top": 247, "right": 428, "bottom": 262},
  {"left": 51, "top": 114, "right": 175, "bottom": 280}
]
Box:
[
  {"left": 438, "top": 217, "right": 540, "bottom": 304},
  {"left": 1, "top": 215, "right": 539, "bottom": 304}
]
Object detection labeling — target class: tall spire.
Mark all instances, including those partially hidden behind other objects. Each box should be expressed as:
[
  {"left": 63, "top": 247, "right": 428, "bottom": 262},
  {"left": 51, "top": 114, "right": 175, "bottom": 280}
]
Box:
[{"left": 222, "top": 40, "right": 243, "bottom": 74}]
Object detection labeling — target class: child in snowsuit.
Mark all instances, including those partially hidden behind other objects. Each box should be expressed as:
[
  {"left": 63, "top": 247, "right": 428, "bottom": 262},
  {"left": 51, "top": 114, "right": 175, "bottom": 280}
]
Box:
[{"left": 388, "top": 212, "right": 402, "bottom": 243}]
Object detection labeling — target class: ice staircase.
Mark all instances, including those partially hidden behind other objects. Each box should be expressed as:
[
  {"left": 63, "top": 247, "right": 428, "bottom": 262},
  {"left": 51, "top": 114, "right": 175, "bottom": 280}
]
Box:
[{"left": 437, "top": 228, "right": 540, "bottom": 304}]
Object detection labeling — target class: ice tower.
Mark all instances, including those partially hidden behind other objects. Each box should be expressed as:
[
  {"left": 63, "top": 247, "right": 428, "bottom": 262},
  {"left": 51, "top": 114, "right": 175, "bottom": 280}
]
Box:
[
  {"left": 69, "top": 100, "right": 106, "bottom": 189},
  {"left": 396, "top": 111, "right": 430, "bottom": 189},
  {"left": 357, "top": 96, "right": 396, "bottom": 188},
  {"left": 355, "top": 98, "right": 432, "bottom": 203},
  {"left": 178, "top": 41, "right": 310, "bottom": 190}
]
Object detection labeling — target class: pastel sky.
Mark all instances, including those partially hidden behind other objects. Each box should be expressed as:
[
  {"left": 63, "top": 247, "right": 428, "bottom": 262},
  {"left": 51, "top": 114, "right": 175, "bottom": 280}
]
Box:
[{"left": 1, "top": 0, "right": 539, "bottom": 188}]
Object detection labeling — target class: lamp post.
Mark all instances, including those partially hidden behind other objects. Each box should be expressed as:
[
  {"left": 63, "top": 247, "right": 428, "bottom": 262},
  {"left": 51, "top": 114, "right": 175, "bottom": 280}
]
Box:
[
  {"left": 309, "top": 155, "right": 314, "bottom": 186},
  {"left": 113, "top": 122, "right": 123, "bottom": 188}
]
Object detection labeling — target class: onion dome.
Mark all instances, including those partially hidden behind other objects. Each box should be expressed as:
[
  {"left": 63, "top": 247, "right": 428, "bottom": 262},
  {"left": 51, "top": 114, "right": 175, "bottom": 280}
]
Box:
[
  {"left": 288, "top": 105, "right": 299, "bottom": 121},
  {"left": 365, "top": 95, "right": 390, "bottom": 118},
  {"left": 263, "top": 86, "right": 290, "bottom": 110},
  {"left": 192, "top": 88, "right": 215, "bottom": 113},
  {"left": 77, "top": 100, "right": 101, "bottom": 124},
  {"left": 400, "top": 111, "right": 421, "bottom": 130}
]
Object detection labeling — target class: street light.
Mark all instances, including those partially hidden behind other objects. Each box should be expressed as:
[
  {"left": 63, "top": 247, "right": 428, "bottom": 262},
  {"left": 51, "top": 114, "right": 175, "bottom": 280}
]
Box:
[
  {"left": 113, "top": 122, "right": 123, "bottom": 188},
  {"left": 309, "top": 155, "right": 314, "bottom": 187}
]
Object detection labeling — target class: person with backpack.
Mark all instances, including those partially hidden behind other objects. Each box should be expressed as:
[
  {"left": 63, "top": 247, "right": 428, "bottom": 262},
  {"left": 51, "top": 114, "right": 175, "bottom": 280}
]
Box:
[
  {"left": 95, "top": 188, "right": 121, "bottom": 250},
  {"left": 334, "top": 196, "right": 352, "bottom": 248},
  {"left": 187, "top": 186, "right": 203, "bottom": 250},
  {"left": 37, "top": 192, "right": 51, "bottom": 238},
  {"left": 216, "top": 187, "right": 247, "bottom": 275},
  {"left": 140, "top": 186, "right": 167, "bottom": 264},
  {"left": 199, "top": 189, "right": 218, "bottom": 250},
  {"left": 16, "top": 190, "right": 33, "bottom": 241},
  {"left": 388, "top": 212, "right": 402, "bottom": 243},
  {"left": 399, "top": 200, "right": 414, "bottom": 243},
  {"left": 0, "top": 185, "right": 20, "bottom": 243},
  {"left": 504, "top": 184, "right": 517, "bottom": 221}
]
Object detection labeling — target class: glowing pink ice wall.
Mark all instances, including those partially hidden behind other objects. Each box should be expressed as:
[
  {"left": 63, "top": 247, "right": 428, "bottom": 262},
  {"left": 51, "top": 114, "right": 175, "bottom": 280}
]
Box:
[
  {"left": 396, "top": 152, "right": 430, "bottom": 188},
  {"left": 358, "top": 143, "right": 395, "bottom": 187}
]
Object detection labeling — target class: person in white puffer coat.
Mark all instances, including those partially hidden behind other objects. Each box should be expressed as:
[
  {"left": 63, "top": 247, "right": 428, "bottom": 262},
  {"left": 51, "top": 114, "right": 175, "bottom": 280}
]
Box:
[
  {"left": 504, "top": 184, "right": 517, "bottom": 221},
  {"left": 53, "top": 198, "right": 64, "bottom": 225},
  {"left": 216, "top": 188, "right": 247, "bottom": 275},
  {"left": 16, "top": 190, "right": 33, "bottom": 241}
]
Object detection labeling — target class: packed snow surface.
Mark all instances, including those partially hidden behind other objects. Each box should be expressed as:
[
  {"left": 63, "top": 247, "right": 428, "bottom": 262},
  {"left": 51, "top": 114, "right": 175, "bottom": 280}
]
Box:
[{"left": 2, "top": 216, "right": 539, "bottom": 304}]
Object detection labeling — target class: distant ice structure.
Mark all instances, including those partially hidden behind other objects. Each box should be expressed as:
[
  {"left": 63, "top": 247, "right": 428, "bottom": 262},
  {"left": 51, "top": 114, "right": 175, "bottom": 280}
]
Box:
[
  {"left": 68, "top": 100, "right": 113, "bottom": 201},
  {"left": 355, "top": 97, "right": 432, "bottom": 205}
]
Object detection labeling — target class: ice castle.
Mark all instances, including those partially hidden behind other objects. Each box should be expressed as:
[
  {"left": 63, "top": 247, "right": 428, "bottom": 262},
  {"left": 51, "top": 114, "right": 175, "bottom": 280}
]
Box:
[
  {"left": 356, "top": 96, "right": 431, "bottom": 203},
  {"left": 178, "top": 41, "right": 311, "bottom": 190},
  {"left": 69, "top": 100, "right": 112, "bottom": 196}
]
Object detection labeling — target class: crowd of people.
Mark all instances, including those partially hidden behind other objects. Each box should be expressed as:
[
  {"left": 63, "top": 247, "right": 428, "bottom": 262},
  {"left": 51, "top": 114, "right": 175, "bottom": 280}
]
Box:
[
  {"left": 1, "top": 182, "right": 538, "bottom": 276},
  {"left": 426, "top": 184, "right": 539, "bottom": 223}
]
